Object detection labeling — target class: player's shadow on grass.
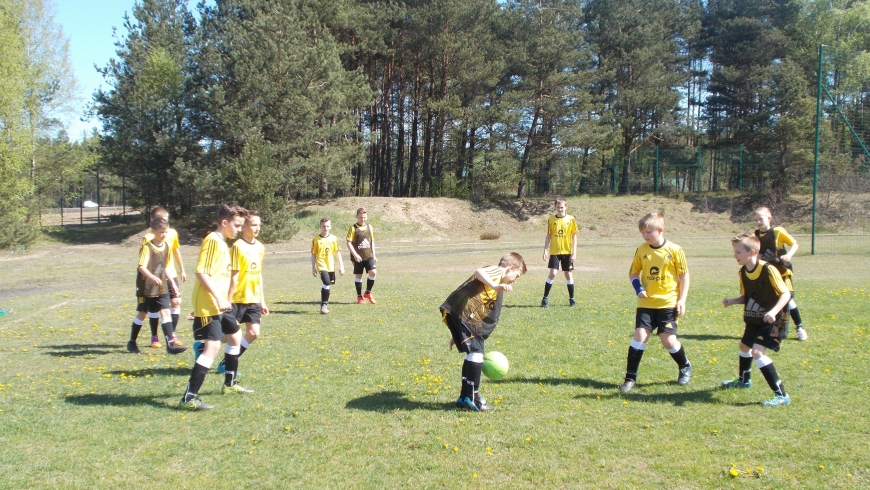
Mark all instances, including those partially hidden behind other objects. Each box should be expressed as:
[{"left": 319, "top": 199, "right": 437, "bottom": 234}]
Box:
[
  {"left": 105, "top": 367, "right": 189, "bottom": 377},
  {"left": 345, "top": 391, "right": 454, "bottom": 412},
  {"left": 576, "top": 385, "right": 720, "bottom": 406},
  {"left": 680, "top": 333, "right": 736, "bottom": 341},
  {"left": 499, "top": 376, "right": 616, "bottom": 390},
  {"left": 502, "top": 304, "right": 549, "bottom": 309},
  {"left": 64, "top": 393, "right": 169, "bottom": 409},
  {"left": 42, "top": 343, "right": 119, "bottom": 357}
]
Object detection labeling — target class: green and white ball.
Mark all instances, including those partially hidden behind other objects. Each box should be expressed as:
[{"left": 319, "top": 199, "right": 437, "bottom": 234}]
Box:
[{"left": 482, "top": 351, "right": 510, "bottom": 380}]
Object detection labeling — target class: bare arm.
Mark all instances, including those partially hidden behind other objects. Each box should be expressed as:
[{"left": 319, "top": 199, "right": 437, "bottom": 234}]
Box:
[
  {"left": 173, "top": 249, "right": 187, "bottom": 282},
  {"left": 676, "top": 272, "right": 690, "bottom": 317},
  {"left": 764, "top": 291, "right": 791, "bottom": 324},
  {"left": 347, "top": 240, "right": 361, "bottom": 262},
  {"left": 337, "top": 250, "right": 344, "bottom": 275},
  {"left": 722, "top": 295, "right": 746, "bottom": 307},
  {"left": 228, "top": 270, "right": 239, "bottom": 305},
  {"left": 474, "top": 268, "right": 512, "bottom": 293},
  {"left": 543, "top": 235, "right": 551, "bottom": 262},
  {"left": 311, "top": 254, "right": 317, "bottom": 276},
  {"left": 629, "top": 272, "right": 648, "bottom": 299},
  {"left": 138, "top": 265, "right": 162, "bottom": 287}
]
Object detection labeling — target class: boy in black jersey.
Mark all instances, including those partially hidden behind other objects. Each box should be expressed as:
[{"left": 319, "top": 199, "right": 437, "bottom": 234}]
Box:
[
  {"left": 441, "top": 253, "right": 526, "bottom": 411},
  {"left": 722, "top": 233, "right": 792, "bottom": 406},
  {"left": 754, "top": 206, "right": 806, "bottom": 341},
  {"left": 346, "top": 208, "right": 378, "bottom": 304}
]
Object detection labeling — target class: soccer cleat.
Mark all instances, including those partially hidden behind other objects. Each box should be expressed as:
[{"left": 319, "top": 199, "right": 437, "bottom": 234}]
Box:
[
  {"left": 569, "top": 298, "right": 577, "bottom": 307},
  {"left": 170, "top": 335, "right": 184, "bottom": 347},
  {"left": 126, "top": 340, "right": 141, "bottom": 354},
  {"left": 456, "top": 396, "right": 479, "bottom": 411},
  {"left": 618, "top": 379, "right": 635, "bottom": 393},
  {"left": 320, "top": 303, "right": 329, "bottom": 314},
  {"left": 193, "top": 341, "right": 204, "bottom": 362},
  {"left": 357, "top": 296, "right": 365, "bottom": 305},
  {"left": 222, "top": 383, "right": 254, "bottom": 395},
  {"left": 796, "top": 326, "right": 808, "bottom": 341},
  {"left": 476, "top": 396, "right": 493, "bottom": 411},
  {"left": 150, "top": 336, "right": 161, "bottom": 348},
  {"left": 722, "top": 379, "right": 752, "bottom": 389},
  {"left": 167, "top": 341, "right": 187, "bottom": 355},
  {"left": 677, "top": 363, "right": 693, "bottom": 385},
  {"left": 364, "top": 292, "right": 377, "bottom": 304},
  {"left": 540, "top": 297, "right": 549, "bottom": 308},
  {"left": 761, "top": 394, "right": 790, "bottom": 406},
  {"left": 180, "top": 396, "right": 214, "bottom": 411}
]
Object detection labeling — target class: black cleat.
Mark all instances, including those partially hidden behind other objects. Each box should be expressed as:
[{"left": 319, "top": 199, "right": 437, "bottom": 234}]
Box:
[{"left": 126, "top": 340, "right": 141, "bottom": 354}]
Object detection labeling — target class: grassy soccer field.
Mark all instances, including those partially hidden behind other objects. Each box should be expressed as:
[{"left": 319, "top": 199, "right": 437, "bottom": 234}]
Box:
[{"left": 1, "top": 197, "right": 868, "bottom": 488}]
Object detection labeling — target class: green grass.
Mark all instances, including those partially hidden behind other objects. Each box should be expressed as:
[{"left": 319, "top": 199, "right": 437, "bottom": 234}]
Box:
[{"left": 1, "top": 233, "right": 869, "bottom": 488}]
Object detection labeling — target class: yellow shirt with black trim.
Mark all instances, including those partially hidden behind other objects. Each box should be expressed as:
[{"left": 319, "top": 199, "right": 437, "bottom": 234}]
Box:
[
  {"left": 137, "top": 239, "right": 170, "bottom": 297},
  {"left": 231, "top": 237, "right": 265, "bottom": 304},
  {"left": 440, "top": 265, "right": 505, "bottom": 337},
  {"left": 141, "top": 228, "right": 180, "bottom": 273},
  {"left": 630, "top": 240, "right": 688, "bottom": 309},
  {"left": 311, "top": 234, "right": 341, "bottom": 272},
  {"left": 547, "top": 214, "right": 578, "bottom": 255},
  {"left": 756, "top": 226, "right": 796, "bottom": 278},
  {"left": 192, "top": 231, "right": 231, "bottom": 317}
]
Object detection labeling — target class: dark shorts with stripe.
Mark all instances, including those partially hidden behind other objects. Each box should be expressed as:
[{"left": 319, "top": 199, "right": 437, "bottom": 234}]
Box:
[
  {"left": 232, "top": 303, "right": 262, "bottom": 325},
  {"left": 635, "top": 307, "right": 678, "bottom": 335},
  {"left": 352, "top": 257, "right": 376, "bottom": 275},
  {"left": 442, "top": 310, "right": 484, "bottom": 354},
  {"left": 319, "top": 271, "right": 336, "bottom": 286},
  {"left": 548, "top": 254, "right": 573, "bottom": 271},
  {"left": 740, "top": 318, "right": 788, "bottom": 352},
  {"left": 138, "top": 295, "right": 170, "bottom": 314},
  {"left": 192, "top": 311, "right": 240, "bottom": 341}
]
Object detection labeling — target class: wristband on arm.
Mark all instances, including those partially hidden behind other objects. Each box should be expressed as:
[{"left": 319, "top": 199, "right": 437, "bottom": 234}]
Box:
[{"left": 631, "top": 278, "right": 645, "bottom": 296}]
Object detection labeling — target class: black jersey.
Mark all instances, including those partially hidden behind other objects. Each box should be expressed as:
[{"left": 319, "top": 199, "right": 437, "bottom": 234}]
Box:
[{"left": 740, "top": 262, "right": 788, "bottom": 329}]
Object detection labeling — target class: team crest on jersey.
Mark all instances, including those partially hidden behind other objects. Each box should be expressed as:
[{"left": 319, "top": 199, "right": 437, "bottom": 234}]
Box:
[
  {"left": 665, "top": 253, "right": 672, "bottom": 261},
  {"left": 250, "top": 262, "right": 259, "bottom": 272}
]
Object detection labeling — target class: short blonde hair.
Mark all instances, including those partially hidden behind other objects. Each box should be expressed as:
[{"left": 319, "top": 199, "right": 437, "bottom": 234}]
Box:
[
  {"left": 499, "top": 252, "right": 528, "bottom": 274},
  {"left": 731, "top": 232, "right": 760, "bottom": 252},
  {"left": 150, "top": 216, "right": 169, "bottom": 231},
  {"left": 753, "top": 206, "right": 772, "bottom": 219},
  {"left": 554, "top": 198, "right": 567, "bottom": 206},
  {"left": 150, "top": 206, "right": 169, "bottom": 219},
  {"left": 356, "top": 207, "right": 367, "bottom": 216},
  {"left": 320, "top": 216, "right": 331, "bottom": 225},
  {"left": 638, "top": 212, "right": 664, "bottom": 231}
]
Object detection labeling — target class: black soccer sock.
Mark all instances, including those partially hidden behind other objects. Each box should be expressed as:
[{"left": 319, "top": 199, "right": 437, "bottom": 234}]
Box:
[
  {"left": 468, "top": 360, "right": 483, "bottom": 403},
  {"left": 738, "top": 355, "right": 753, "bottom": 383},
  {"left": 129, "top": 322, "right": 142, "bottom": 342},
  {"left": 183, "top": 363, "right": 209, "bottom": 402},
  {"left": 171, "top": 313, "right": 179, "bottom": 331},
  {"left": 626, "top": 346, "right": 645, "bottom": 381},
  {"left": 543, "top": 282, "right": 553, "bottom": 298},
  {"left": 669, "top": 346, "right": 689, "bottom": 369},
  {"left": 366, "top": 278, "right": 375, "bottom": 294},
  {"left": 355, "top": 280, "right": 362, "bottom": 297},
  {"left": 460, "top": 361, "right": 474, "bottom": 399},
  {"left": 759, "top": 362, "right": 787, "bottom": 397},
  {"left": 321, "top": 287, "right": 330, "bottom": 305},
  {"left": 790, "top": 307, "right": 803, "bottom": 327},
  {"left": 149, "top": 317, "right": 159, "bottom": 337},
  {"left": 161, "top": 321, "right": 174, "bottom": 343},
  {"left": 567, "top": 283, "right": 575, "bottom": 300},
  {"left": 223, "top": 353, "right": 240, "bottom": 386}
]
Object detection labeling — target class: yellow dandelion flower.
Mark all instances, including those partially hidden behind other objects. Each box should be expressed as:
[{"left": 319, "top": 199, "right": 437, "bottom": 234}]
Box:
[{"left": 729, "top": 469, "right": 739, "bottom": 477}]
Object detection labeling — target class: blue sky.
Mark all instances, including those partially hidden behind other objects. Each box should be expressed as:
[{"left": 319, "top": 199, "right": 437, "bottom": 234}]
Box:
[{"left": 54, "top": 0, "right": 204, "bottom": 140}]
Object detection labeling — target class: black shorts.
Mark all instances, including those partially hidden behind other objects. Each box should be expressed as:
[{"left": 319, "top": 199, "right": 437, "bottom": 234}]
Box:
[
  {"left": 319, "top": 271, "right": 336, "bottom": 286},
  {"left": 138, "top": 295, "right": 170, "bottom": 314},
  {"left": 442, "top": 310, "right": 484, "bottom": 354},
  {"left": 168, "top": 277, "right": 181, "bottom": 300},
  {"left": 232, "top": 303, "right": 262, "bottom": 325},
  {"left": 547, "top": 254, "right": 574, "bottom": 271},
  {"left": 192, "top": 312, "right": 240, "bottom": 341},
  {"left": 352, "top": 257, "right": 376, "bottom": 275},
  {"left": 635, "top": 307, "right": 678, "bottom": 335},
  {"left": 740, "top": 320, "right": 786, "bottom": 352}
]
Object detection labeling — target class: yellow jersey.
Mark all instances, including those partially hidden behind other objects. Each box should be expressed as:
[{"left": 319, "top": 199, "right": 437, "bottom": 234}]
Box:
[
  {"left": 630, "top": 240, "right": 689, "bottom": 309},
  {"left": 547, "top": 214, "right": 578, "bottom": 255},
  {"left": 141, "top": 227, "right": 180, "bottom": 274},
  {"left": 311, "top": 234, "right": 341, "bottom": 272},
  {"left": 191, "top": 232, "right": 231, "bottom": 316},
  {"left": 231, "top": 237, "right": 265, "bottom": 304}
]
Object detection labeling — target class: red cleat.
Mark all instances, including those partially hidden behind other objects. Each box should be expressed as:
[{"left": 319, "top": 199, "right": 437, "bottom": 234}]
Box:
[
  {"left": 364, "top": 292, "right": 377, "bottom": 304},
  {"left": 357, "top": 296, "right": 365, "bottom": 305}
]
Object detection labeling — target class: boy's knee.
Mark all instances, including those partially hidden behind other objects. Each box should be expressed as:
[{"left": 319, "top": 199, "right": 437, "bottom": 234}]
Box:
[{"left": 247, "top": 324, "right": 260, "bottom": 339}]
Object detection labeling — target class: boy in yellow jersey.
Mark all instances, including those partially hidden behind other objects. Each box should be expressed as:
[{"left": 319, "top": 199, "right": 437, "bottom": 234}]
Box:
[
  {"left": 722, "top": 233, "right": 792, "bottom": 406},
  {"left": 140, "top": 207, "right": 187, "bottom": 348},
  {"left": 180, "top": 203, "right": 252, "bottom": 411},
  {"left": 441, "top": 252, "right": 527, "bottom": 411},
  {"left": 619, "top": 212, "right": 692, "bottom": 392},
  {"left": 311, "top": 217, "right": 344, "bottom": 314},
  {"left": 213, "top": 211, "right": 269, "bottom": 375},
  {"left": 541, "top": 198, "right": 578, "bottom": 308},
  {"left": 347, "top": 207, "right": 378, "bottom": 304},
  {"left": 129, "top": 217, "right": 187, "bottom": 355},
  {"left": 753, "top": 206, "right": 806, "bottom": 341}
]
